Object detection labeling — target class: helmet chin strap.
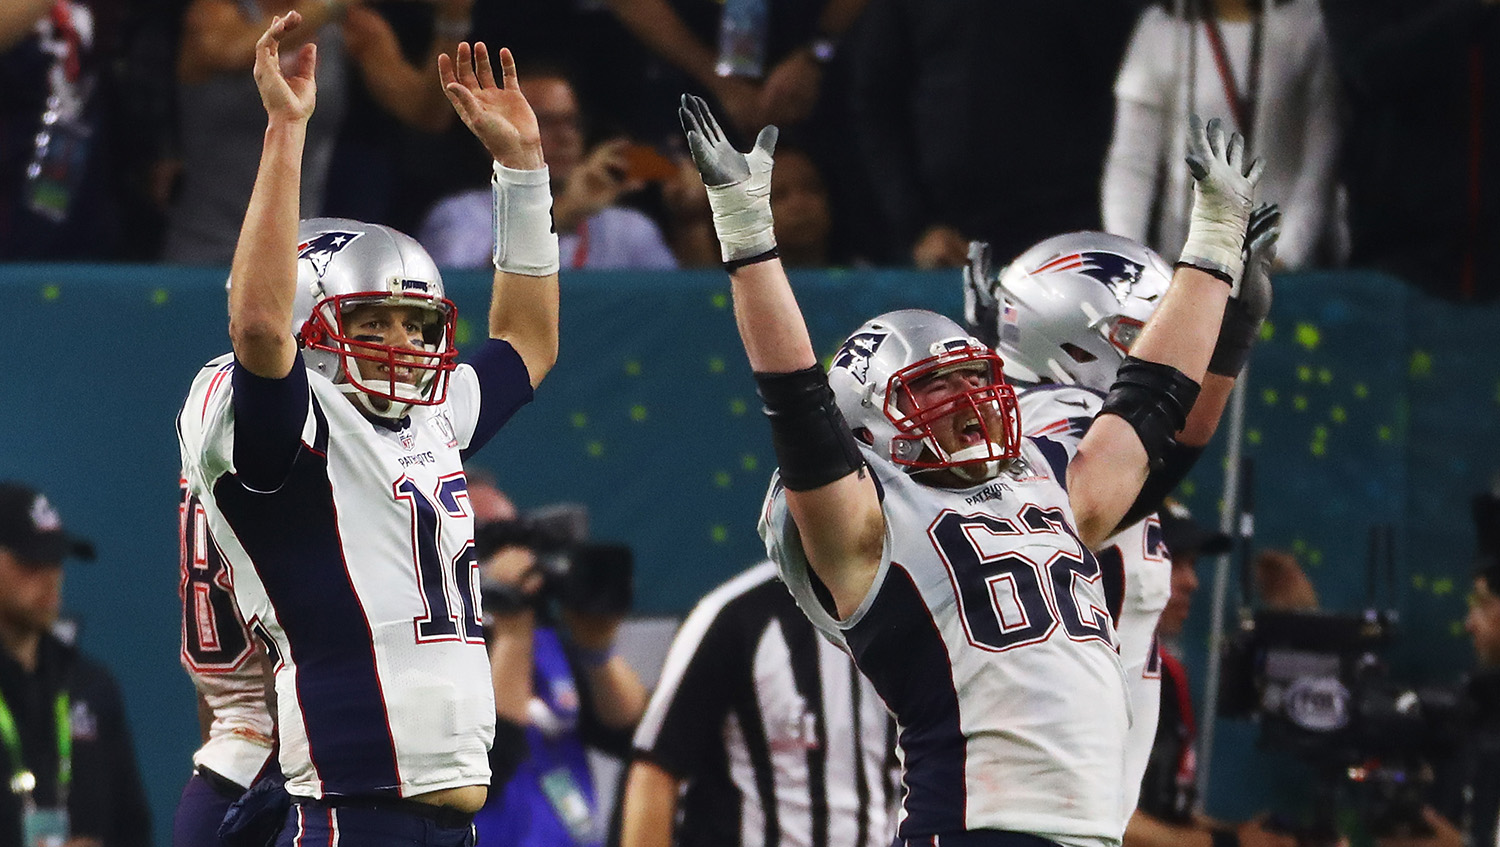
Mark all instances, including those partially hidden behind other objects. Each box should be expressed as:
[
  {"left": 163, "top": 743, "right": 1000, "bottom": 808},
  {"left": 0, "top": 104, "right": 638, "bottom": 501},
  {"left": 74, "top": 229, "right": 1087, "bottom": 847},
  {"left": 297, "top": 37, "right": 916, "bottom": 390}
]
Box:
[
  {"left": 338, "top": 364, "right": 435, "bottom": 422},
  {"left": 947, "top": 443, "right": 1005, "bottom": 483}
]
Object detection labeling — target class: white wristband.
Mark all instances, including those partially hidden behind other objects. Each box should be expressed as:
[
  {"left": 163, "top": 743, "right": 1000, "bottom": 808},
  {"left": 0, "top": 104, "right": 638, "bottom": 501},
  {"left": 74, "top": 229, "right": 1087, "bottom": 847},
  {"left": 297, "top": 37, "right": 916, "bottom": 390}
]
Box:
[{"left": 491, "top": 162, "right": 560, "bottom": 276}]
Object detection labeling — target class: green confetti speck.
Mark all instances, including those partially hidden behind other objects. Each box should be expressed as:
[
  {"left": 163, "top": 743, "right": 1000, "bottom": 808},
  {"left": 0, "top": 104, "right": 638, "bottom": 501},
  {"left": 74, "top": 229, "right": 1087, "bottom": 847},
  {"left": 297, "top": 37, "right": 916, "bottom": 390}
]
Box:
[
  {"left": 1262, "top": 388, "right": 1279, "bottom": 405},
  {"left": 1293, "top": 539, "right": 1308, "bottom": 554},
  {"left": 151, "top": 288, "right": 170, "bottom": 306},
  {"left": 1310, "top": 440, "right": 1326, "bottom": 457},
  {"left": 1433, "top": 577, "right": 1455, "bottom": 596},
  {"left": 570, "top": 412, "right": 588, "bottom": 428},
  {"left": 624, "top": 360, "right": 642, "bottom": 376},
  {"left": 1354, "top": 383, "right": 1369, "bottom": 399},
  {"left": 1294, "top": 323, "right": 1321, "bottom": 350},
  {"left": 740, "top": 454, "right": 758, "bottom": 471},
  {"left": 629, "top": 404, "right": 648, "bottom": 422},
  {"left": 1247, "top": 429, "right": 1262, "bottom": 445},
  {"left": 455, "top": 318, "right": 472, "bottom": 346},
  {"left": 1313, "top": 425, "right": 1329, "bottom": 441},
  {"left": 41, "top": 284, "right": 60, "bottom": 301},
  {"left": 713, "top": 471, "right": 732, "bottom": 488},
  {"left": 1413, "top": 574, "right": 1427, "bottom": 591},
  {"left": 1308, "top": 550, "right": 1323, "bottom": 567},
  {"left": 1293, "top": 395, "right": 1308, "bottom": 411},
  {"left": 1451, "top": 620, "right": 1467, "bottom": 638},
  {"left": 1297, "top": 365, "right": 1313, "bottom": 383},
  {"left": 1330, "top": 406, "right": 1347, "bottom": 424},
  {"left": 587, "top": 441, "right": 604, "bottom": 457},
  {"left": 1259, "top": 321, "right": 1274, "bottom": 341},
  {"left": 708, "top": 356, "right": 725, "bottom": 373},
  {"left": 1179, "top": 480, "right": 1197, "bottom": 497},
  {"left": 711, "top": 292, "right": 729, "bottom": 309},
  {"left": 1318, "top": 368, "right": 1332, "bottom": 384},
  {"left": 710, "top": 525, "right": 728, "bottom": 543},
  {"left": 729, "top": 398, "right": 748, "bottom": 416},
  {"left": 1409, "top": 350, "right": 1433, "bottom": 378},
  {"left": 1377, "top": 424, "right": 1393, "bottom": 442}
]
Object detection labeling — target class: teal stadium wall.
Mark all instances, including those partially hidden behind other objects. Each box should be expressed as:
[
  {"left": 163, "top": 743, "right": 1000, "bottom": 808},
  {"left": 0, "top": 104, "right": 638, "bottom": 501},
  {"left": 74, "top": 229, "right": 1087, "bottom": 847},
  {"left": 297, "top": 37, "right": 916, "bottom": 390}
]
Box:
[{"left": 1, "top": 266, "right": 1497, "bottom": 841}]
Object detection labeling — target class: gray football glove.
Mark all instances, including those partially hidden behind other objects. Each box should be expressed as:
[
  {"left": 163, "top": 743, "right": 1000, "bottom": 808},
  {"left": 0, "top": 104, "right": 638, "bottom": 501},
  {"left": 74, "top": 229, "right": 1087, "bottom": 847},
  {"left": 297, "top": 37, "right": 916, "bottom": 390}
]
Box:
[
  {"left": 1208, "top": 202, "right": 1279, "bottom": 377},
  {"left": 678, "top": 94, "right": 779, "bottom": 264},
  {"left": 962, "top": 240, "right": 1001, "bottom": 349},
  {"left": 1180, "top": 114, "right": 1264, "bottom": 290}
]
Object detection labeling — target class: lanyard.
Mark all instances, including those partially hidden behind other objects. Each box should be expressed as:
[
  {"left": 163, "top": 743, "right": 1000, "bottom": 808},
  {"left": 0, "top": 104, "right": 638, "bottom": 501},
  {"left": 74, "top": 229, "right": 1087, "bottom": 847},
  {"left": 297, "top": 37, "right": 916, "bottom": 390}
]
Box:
[
  {"left": 0, "top": 686, "right": 71, "bottom": 804},
  {"left": 1199, "top": 0, "right": 1263, "bottom": 144}
]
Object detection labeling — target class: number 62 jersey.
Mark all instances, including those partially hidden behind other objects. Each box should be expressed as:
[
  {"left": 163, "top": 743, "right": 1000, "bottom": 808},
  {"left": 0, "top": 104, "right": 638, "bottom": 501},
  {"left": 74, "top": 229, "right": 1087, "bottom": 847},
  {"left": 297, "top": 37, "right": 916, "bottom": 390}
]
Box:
[{"left": 760, "top": 437, "right": 1130, "bottom": 847}]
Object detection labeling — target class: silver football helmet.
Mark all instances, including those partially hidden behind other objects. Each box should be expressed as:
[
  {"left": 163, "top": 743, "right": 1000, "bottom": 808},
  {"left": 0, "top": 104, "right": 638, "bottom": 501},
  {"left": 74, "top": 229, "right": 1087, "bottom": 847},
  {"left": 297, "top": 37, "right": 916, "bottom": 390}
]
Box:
[
  {"left": 828, "top": 309, "right": 1020, "bottom": 484},
  {"left": 993, "top": 232, "right": 1172, "bottom": 392},
  {"left": 292, "top": 218, "right": 458, "bottom": 420}
]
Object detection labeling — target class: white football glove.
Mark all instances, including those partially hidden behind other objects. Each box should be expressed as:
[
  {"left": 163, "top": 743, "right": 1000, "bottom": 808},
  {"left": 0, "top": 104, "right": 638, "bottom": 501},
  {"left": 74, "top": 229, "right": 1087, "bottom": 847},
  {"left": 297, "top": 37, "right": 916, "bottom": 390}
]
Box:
[
  {"left": 1179, "top": 114, "right": 1264, "bottom": 291},
  {"left": 678, "top": 93, "right": 778, "bottom": 264}
]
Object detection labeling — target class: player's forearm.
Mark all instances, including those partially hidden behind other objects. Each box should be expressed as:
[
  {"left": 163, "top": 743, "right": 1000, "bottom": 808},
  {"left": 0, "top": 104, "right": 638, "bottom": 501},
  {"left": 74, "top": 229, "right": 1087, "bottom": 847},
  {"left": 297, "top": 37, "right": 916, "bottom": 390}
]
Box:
[
  {"left": 1126, "top": 267, "right": 1226, "bottom": 385},
  {"left": 583, "top": 658, "right": 648, "bottom": 730},
  {"left": 488, "top": 612, "right": 535, "bottom": 725},
  {"left": 1179, "top": 372, "right": 1234, "bottom": 447},
  {"left": 619, "top": 762, "right": 681, "bottom": 847},
  {"left": 488, "top": 271, "right": 559, "bottom": 388},
  {"left": 228, "top": 119, "right": 305, "bottom": 378},
  {"left": 355, "top": 55, "right": 454, "bottom": 132},
  {"left": 731, "top": 261, "right": 818, "bottom": 373}
]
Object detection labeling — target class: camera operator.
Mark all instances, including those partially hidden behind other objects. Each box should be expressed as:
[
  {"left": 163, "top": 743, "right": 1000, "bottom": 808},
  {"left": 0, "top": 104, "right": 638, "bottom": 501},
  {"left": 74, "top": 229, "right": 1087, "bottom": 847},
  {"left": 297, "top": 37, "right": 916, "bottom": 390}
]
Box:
[
  {"left": 1126, "top": 501, "right": 1301, "bottom": 847},
  {"left": 469, "top": 475, "right": 649, "bottom": 847},
  {"left": 1377, "top": 488, "right": 1500, "bottom": 847}
]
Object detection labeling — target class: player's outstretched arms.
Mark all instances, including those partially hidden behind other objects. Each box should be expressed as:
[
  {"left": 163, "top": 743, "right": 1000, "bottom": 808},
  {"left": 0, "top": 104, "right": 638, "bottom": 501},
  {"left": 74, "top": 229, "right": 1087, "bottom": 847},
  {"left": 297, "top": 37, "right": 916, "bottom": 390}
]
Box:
[
  {"left": 442, "top": 43, "right": 559, "bottom": 387},
  {"left": 1070, "top": 115, "right": 1261, "bottom": 549},
  {"left": 680, "top": 93, "right": 883, "bottom": 617},
  {"left": 228, "top": 12, "right": 317, "bottom": 380}
]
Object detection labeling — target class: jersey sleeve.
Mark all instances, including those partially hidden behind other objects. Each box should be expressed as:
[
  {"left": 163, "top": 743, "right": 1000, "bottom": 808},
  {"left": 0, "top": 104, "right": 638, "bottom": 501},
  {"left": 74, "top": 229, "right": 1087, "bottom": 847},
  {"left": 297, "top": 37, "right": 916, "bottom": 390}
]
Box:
[
  {"left": 631, "top": 586, "right": 747, "bottom": 777},
  {"left": 757, "top": 474, "right": 851, "bottom": 646},
  {"left": 449, "top": 338, "right": 535, "bottom": 458}
]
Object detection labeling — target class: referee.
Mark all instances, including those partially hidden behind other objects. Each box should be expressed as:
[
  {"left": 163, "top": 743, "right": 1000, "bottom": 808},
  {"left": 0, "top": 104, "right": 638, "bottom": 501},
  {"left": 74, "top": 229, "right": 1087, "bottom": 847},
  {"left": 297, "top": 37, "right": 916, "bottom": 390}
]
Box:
[{"left": 619, "top": 561, "right": 896, "bottom": 847}]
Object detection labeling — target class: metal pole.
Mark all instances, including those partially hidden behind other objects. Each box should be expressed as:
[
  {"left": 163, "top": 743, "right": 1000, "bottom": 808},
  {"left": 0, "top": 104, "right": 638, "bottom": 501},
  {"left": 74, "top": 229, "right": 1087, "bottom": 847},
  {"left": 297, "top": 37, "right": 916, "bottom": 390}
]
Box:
[{"left": 1196, "top": 373, "right": 1248, "bottom": 804}]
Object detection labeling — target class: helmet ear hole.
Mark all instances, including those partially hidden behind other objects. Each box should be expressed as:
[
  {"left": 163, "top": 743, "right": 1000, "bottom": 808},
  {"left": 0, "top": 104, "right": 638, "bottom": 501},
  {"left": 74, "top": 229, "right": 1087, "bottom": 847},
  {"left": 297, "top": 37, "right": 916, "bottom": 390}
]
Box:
[
  {"left": 1061, "top": 343, "right": 1097, "bottom": 364},
  {"left": 852, "top": 427, "right": 875, "bottom": 446}
]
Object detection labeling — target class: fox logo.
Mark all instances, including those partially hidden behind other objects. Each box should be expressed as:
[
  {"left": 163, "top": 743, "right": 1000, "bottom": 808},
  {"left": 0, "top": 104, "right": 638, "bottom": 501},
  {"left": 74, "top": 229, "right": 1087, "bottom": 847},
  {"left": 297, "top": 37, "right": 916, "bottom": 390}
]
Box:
[{"left": 297, "top": 231, "right": 362, "bottom": 280}]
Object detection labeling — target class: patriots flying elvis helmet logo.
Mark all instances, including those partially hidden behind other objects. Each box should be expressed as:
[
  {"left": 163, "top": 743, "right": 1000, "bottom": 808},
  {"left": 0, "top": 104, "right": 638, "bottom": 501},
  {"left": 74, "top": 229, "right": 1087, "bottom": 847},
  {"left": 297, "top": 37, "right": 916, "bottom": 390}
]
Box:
[
  {"left": 832, "top": 330, "right": 889, "bottom": 385},
  {"left": 1032, "top": 250, "right": 1149, "bottom": 301},
  {"left": 297, "top": 231, "right": 362, "bottom": 280}
]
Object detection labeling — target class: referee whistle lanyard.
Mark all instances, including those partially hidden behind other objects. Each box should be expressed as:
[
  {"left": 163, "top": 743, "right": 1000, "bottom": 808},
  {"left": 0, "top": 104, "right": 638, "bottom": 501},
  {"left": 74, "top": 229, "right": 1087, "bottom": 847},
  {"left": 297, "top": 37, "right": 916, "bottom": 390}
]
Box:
[{"left": 0, "top": 687, "right": 71, "bottom": 809}]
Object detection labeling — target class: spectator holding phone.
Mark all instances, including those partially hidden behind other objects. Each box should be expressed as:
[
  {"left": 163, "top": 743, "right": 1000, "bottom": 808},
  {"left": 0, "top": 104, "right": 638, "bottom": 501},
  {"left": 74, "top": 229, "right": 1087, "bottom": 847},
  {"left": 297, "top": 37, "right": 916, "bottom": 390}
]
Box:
[{"left": 418, "top": 66, "right": 678, "bottom": 270}]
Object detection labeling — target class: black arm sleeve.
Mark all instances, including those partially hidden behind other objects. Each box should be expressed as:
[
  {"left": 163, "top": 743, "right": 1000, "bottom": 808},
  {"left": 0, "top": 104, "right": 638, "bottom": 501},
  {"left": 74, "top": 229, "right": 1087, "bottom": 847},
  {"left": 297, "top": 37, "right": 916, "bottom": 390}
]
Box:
[
  {"left": 488, "top": 716, "right": 530, "bottom": 787},
  {"left": 231, "top": 355, "right": 310, "bottom": 493},
  {"left": 1115, "top": 441, "right": 1204, "bottom": 532}
]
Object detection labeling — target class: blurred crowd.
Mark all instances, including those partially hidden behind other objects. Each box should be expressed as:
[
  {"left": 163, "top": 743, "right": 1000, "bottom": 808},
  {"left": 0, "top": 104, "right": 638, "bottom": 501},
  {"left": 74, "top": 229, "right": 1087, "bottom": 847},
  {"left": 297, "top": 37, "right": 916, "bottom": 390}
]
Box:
[{"left": 2, "top": 0, "right": 1497, "bottom": 301}]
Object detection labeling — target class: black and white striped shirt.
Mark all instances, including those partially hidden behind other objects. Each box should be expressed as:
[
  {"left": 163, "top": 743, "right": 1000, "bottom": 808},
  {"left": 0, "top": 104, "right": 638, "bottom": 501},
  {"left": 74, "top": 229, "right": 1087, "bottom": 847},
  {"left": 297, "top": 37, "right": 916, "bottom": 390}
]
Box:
[{"left": 633, "top": 562, "right": 897, "bottom": 847}]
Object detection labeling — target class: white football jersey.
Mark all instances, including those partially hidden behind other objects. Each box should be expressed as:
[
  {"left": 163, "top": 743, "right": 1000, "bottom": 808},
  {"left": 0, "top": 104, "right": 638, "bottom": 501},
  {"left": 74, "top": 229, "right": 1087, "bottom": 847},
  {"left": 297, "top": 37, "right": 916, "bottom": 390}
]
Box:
[
  {"left": 177, "top": 353, "right": 497, "bottom": 799},
  {"left": 1018, "top": 384, "right": 1170, "bottom": 826},
  {"left": 179, "top": 477, "right": 275, "bottom": 788},
  {"left": 761, "top": 438, "right": 1130, "bottom": 847}
]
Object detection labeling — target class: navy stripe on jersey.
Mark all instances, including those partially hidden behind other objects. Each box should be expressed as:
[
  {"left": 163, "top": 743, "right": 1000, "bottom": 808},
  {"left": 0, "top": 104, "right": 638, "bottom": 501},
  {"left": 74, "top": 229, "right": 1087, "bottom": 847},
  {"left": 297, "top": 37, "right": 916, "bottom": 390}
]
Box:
[
  {"left": 1027, "top": 436, "right": 1071, "bottom": 489},
  {"left": 231, "top": 354, "right": 311, "bottom": 492},
  {"left": 1094, "top": 545, "right": 1126, "bottom": 625},
  {"left": 214, "top": 403, "right": 401, "bottom": 796},
  {"left": 461, "top": 339, "right": 534, "bottom": 459},
  {"left": 844, "top": 563, "right": 963, "bottom": 836}
]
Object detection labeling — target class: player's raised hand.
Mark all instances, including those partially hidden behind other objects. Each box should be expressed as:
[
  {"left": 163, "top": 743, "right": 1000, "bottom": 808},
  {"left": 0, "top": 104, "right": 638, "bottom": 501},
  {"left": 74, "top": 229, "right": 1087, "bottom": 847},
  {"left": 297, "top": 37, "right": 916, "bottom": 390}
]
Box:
[
  {"left": 440, "top": 43, "right": 543, "bottom": 170},
  {"left": 678, "top": 93, "right": 778, "bottom": 263},
  {"left": 1208, "top": 202, "right": 1279, "bottom": 377},
  {"left": 253, "top": 12, "right": 317, "bottom": 123},
  {"left": 1180, "top": 114, "right": 1264, "bottom": 291}
]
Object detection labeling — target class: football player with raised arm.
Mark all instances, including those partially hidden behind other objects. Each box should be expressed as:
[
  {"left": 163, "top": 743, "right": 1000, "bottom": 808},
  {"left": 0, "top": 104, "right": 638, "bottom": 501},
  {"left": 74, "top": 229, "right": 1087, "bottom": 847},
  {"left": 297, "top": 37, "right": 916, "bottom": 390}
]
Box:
[
  {"left": 678, "top": 93, "right": 1266, "bottom": 847},
  {"left": 958, "top": 212, "right": 1278, "bottom": 831},
  {"left": 176, "top": 13, "right": 559, "bottom": 847}
]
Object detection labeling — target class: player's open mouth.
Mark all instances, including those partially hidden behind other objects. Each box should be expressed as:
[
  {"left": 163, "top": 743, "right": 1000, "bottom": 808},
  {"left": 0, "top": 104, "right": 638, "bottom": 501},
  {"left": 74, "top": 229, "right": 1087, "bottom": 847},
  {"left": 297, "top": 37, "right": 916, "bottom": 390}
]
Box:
[
  {"left": 378, "top": 364, "right": 417, "bottom": 384},
  {"left": 957, "top": 417, "right": 986, "bottom": 445}
]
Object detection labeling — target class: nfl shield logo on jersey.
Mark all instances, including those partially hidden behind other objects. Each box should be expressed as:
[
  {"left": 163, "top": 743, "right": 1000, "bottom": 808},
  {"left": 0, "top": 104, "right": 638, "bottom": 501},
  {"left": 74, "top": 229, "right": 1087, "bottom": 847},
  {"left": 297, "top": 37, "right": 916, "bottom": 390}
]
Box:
[{"left": 399, "top": 428, "right": 415, "bottom": 450}]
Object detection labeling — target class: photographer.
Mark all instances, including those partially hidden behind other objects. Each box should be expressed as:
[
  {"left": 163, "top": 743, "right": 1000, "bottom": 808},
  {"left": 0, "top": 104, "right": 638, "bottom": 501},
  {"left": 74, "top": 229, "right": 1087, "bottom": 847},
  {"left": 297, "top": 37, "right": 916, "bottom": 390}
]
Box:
[
  {"left": 469, "top": 475, "right": 649, "bottom": 847},
  {"left": 1127, "top": 501, "right": 1300, "bottom": 847},
  {"left": 1377, "top": 488, "right": 1500, "bottom": 847}
]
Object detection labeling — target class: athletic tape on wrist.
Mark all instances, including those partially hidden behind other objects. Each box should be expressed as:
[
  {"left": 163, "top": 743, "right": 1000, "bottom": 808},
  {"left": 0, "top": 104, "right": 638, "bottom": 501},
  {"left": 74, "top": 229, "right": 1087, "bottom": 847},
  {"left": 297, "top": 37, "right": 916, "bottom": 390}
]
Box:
[
  {"left": 491, "top": 162, "right": 560, "bottom": 276},
  {"left": 705, "top": 180, "right": 775, "bottom": 263},
  {"left": 1179, "top": 187, "right": 1248, "bottom": 287}
]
